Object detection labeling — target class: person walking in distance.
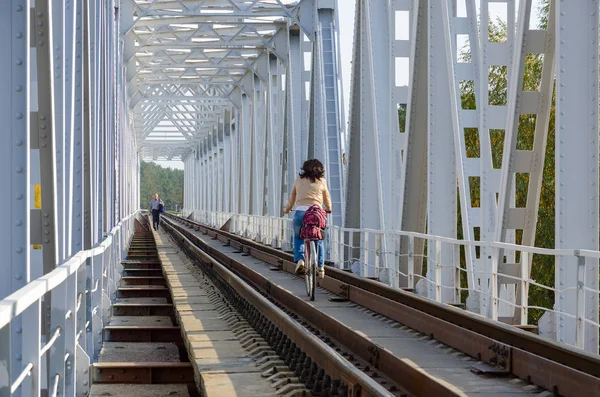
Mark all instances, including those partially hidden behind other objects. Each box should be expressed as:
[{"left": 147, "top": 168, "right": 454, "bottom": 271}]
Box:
[
  {"left": 149, "top": 193, "right": 164, "bottom": 231},
  {"left": 283, "top": 159, "right": 332, "bottom": 278}
]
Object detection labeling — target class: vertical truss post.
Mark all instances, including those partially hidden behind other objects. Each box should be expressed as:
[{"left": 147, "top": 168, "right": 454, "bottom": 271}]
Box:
[
  {"left": 281, "top": 29, "right": 297, "bottom": 216},
  {"left": 83, "top": 0, "right": 94, "bottom": 250},
  {"left": 344, "top": 0, "right": 388, "bottom": 277},
  {"left": 400, "top": 0, "right": 428, "bottom": 288},
  {"left": 195, "top": 146, "right": 201, "bottom": 213},
  {"left": 200, "top": 142, "right": 206, "bottom": 213},
  {"left": 251, "top": 74, "right": 265, "bottom": 215},
  {"left": 239, "top": 87, "right": 252, "bottom": 215},
  {"left": 203, "top": 139, "right": 207, "bottom": 213},
  {"left": 52, "top": 0, "right": 66, "bottom": 262},
  {"left": 224, "top": 108, "right": 234, "bottom": 214},
  {"left": 555, "top": 0, "right": 599, "bottom": 352},
  {"left": 281, "top": 29, "right": 304, "bottom": 208},
  {"left": 0, "top": 0, "right": 30, "bottom": 383},
  {"left": 229, "top": 107, "right": 238, "bottom": 215},
  {"left": 62, "top": 0, "right": 79, "bottom": 391},
  {"left": 426, "top": 0, "right": 457, "bottom": 302},
  {"left": 265, "top": 55, "right": 279, "bottom": 217},
  {"left": 317, "top": 5, "right": 345, "bottom": 226},
  {"left": 210, "top": 129, "right": 216, "bottom": 213},
  {"left": 299, "top": 37, "right": 312, "bottom": 164},
  {"left": 34, "top": 0, "right": 59, "bottom": 275},
  {"left": 73, "top": 0, "right": 85, "bottom": 254},
  {"left": 64, "top": 0, "right": 77, "bottom": 258},
  {"left": 183, "top": 155, "right": 189, "bottom": 211},
  {"left": 308, "top": 29, "right": 326, "bottom": 164},
  {"left": 344, "top": 0, "right": 386, "bottom": 233},
  {"left": 216, "top": 120, "right": 223, "bottom": 213}
]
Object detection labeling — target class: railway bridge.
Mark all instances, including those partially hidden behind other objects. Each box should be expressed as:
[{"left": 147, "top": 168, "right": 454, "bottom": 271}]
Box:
[{"left": 1, "top": 0, "right": 600, "bottom": 396}]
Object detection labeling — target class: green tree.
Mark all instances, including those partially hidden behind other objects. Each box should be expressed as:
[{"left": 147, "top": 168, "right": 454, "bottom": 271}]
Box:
[{"left": 139, "top": 161, "right": 184, "bottom": 212}]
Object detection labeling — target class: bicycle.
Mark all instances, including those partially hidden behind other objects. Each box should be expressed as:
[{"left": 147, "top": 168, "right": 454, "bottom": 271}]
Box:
[
  {"left": 303, "top": 237, "right": 318, "bottom": 301},
  {"left": 302, "top": 211, "right": 329, "bottom": 301}
]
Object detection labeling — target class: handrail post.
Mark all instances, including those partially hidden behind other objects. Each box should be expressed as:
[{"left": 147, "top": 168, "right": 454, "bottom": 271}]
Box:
[
  {"left": 331, "top": 227, "right": 338, "bottom": 267},
  {"left": 491, "top": 246, "right": 499, "bottom": 321},
  {"left": 363, "top": 232, "right": 369, "bottom": 278},
  {"left": 21, "top": 300, "right": 42, "bottom": 396},
  {"left": 520, "top": 250, "right": 529, "bottom": 326},
  {"left": 575, "top": 251, "right": 586, "bottom": 349},
  {"left": 408, "top": 236, "right": 415, "bottom": 290},
  {"left": 435, "top": 240, "right": 442, "bottom": 302},
  {"left": 340, "top": 230, "right": 346, "bottom": 270}
]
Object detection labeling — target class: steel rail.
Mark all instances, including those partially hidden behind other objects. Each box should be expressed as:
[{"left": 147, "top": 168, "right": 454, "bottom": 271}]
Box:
[
  {"left": 164, "top": 213, "right": 600, "bottom": 397},
  {"left": 162, "top": 216, "right": 487, "bottom": 396},
  {"left": 161, "top": 217, "right": 399, "bottom": 397}
]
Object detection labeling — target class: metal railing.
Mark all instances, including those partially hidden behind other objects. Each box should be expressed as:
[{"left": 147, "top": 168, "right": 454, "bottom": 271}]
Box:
[
  {"left": 0, "top": 211, "right": 140, "bottom": 397},
  {"left": 182, "top": 209, "right": 600, "bottom": 353}
]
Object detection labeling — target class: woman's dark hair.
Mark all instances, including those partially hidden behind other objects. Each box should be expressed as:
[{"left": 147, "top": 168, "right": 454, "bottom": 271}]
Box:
[{"left": 299, "top": 159, "right": 324, "bottom": 182}]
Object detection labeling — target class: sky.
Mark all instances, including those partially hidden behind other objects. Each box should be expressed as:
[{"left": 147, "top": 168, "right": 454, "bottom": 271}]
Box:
[{"left": 154, "top": 0, "right": 543, "bottom": 171}]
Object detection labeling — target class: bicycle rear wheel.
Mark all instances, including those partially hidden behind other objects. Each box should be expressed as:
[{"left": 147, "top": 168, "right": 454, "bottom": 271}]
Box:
[
  {"left": 310, "top": 241, "right": 317, "bottom": 300},
  {"left": 304, "top": 241, "right": 312, "bottom": 298},
  {"left": 304, "top": 240, "right": 317, "bottom": 301},
  {"left": 304, "top": 240, "right": 316, "bottom": 301}
]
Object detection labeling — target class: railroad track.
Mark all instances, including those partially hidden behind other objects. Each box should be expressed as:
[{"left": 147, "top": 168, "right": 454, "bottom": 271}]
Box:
[
  {"left": 162, "top": 213, "right": 600, "bottom": 397},
  {"left": 89, "top": 223, "right": 197, "bottom": 397}
]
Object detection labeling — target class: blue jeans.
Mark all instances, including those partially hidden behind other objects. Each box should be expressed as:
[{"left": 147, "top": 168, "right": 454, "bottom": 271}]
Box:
[{"left": 293, "top": 210, "right": 324, "bottom": 268}]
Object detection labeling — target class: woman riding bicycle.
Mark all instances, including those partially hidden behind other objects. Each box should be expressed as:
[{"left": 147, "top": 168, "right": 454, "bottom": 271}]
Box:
[{"left": 283, "top": 159, "right": 332, "bottom": 278}]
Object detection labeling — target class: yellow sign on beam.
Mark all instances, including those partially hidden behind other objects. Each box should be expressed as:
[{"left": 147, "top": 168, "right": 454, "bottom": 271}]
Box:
[{"left": 33, "top": 184, "right": 41, "bottom": 250}]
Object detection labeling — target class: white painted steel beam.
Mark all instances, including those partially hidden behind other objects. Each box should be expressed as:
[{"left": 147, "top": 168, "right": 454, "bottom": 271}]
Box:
[
  {"left": 554, "top": 0, "right": 599, "bottom": 352},
  {"left": 0, "top": 0, "right": 30, "bottom": 382},
  {"left": 426, "top": 0, "right": 458, "bottom": 303}
]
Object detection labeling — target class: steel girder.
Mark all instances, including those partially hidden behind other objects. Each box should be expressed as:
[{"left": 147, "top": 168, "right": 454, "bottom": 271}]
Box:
[
  {"left": 549, "top": 0, "right": 599, "bottom": 352},
  {"left": 345, "top": 0, "right": 598, "bottom": 352},
  {"left": 122, "top": 0, "right": 322, "bottom": 160},
  {"left": 0, "top": 0, "right": 139, "bottom": 394},
  {"left": 155, "top": 0, "right": 346, "bottom": 222}
]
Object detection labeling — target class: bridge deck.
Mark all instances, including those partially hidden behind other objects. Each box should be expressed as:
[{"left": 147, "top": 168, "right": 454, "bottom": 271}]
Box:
[
  {"left": 186, "top": 226, "right": 546, "bottom": 396},
  {"left": 154, "top": 231, "right": 301, "bottom": 396}
]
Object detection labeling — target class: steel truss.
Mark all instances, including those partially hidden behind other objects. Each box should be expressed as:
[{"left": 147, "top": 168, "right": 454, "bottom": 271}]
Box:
[
  {"left": 131, "top": 0, "right": 347, "bottom": 224},
  {"left": 341, "top": 0, "right": 598, "bottom": 352},
  {"left": 0, "top": 0, "right": 138, "bottom": 395}
]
